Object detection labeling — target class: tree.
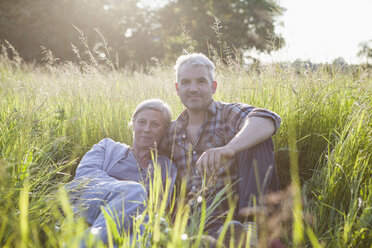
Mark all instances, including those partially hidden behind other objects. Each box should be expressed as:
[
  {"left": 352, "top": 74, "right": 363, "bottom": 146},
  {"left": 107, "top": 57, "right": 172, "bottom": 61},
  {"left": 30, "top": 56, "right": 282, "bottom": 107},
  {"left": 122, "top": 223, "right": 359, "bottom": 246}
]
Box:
[
  {"left": 357, "top": 40, "right": 372, "bottom": 67},
  {"left": 332, "top": 57, "right": 347, "bottom": 67},
  {"left": 0, "top": 0, "right": 112, "bottom": 61},
  {"left": 156, "top": 0, "right": 285, "bottom": 62},
  {"left": 0, "top": 0, "right": 159, "bottom": 66},
  {"left": 0, "top": 0, "right": 285, "bottom": 67}
]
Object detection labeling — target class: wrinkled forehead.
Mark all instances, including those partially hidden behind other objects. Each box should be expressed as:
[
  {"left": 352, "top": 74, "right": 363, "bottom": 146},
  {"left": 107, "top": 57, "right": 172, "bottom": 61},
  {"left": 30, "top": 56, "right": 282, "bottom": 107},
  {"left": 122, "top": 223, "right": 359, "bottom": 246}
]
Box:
[{"left": 177, "top": 63, "right": 213, "bottom": 82}]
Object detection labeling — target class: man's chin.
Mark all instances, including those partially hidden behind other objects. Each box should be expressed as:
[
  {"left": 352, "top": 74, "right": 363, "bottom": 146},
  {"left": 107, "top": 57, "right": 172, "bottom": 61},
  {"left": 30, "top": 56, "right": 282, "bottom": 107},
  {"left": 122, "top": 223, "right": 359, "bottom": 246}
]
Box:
[
  {"left": 138, "top": 141, "right": 156, "bottom": 148},
  {"left": 181, "top": 99, "right": 207, "bottom": 112},
  {"left": 186, "top": 104, "right": 205, "bottom": 112}
]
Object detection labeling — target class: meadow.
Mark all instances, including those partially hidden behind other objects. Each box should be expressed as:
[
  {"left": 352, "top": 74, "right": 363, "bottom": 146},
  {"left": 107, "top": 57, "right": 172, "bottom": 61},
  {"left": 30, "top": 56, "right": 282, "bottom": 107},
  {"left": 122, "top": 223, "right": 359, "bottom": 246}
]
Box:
[{"left": 0, "top": 44, "right": 371, "bottom": 247}]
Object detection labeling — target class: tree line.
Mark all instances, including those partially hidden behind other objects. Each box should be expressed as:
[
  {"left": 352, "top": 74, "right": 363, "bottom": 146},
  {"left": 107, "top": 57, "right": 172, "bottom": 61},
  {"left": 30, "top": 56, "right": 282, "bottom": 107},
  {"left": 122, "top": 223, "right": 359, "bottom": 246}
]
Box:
[{"left": 0, "top": 0, "right": 284, "bottom": 67}]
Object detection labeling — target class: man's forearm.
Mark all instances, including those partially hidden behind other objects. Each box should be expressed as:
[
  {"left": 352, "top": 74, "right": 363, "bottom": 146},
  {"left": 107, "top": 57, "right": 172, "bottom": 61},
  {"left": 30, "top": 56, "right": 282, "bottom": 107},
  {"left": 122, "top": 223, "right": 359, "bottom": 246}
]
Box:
[
  {"left": 227, "top": 116, "right": 275, "bottom": 156},
  {"left": 196, "top": 116, "right": 276, "bottom": 174}
]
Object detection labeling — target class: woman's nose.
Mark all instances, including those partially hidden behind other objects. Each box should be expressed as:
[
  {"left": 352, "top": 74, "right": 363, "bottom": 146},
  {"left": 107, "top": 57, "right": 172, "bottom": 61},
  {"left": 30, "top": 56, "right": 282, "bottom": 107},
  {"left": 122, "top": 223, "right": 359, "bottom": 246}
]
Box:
[{"left": 143, "top": 124, "right": 151, "bottom": 133}]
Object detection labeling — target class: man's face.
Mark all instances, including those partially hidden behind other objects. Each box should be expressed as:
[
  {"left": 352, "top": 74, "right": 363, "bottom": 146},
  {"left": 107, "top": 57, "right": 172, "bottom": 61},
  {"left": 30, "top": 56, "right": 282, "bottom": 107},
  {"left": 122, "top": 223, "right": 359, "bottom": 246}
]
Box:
[{"left": 175, "top": 64, "right": 217, "bottom": 113}]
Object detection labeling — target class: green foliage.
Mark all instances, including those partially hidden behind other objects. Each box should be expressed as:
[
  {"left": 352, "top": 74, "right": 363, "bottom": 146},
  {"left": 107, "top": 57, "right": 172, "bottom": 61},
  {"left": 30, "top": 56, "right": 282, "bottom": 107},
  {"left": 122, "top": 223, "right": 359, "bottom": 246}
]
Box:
[
  {"left": 305, "top": 108, "right": 372, "bottom": 247},
  {"left": 0, "top": 0, "right": 160, "bottom": 66},
  {"left": 357, "top": 40, "right": 372, "bottom": 67},
  {"left": 0, "top": 50, "right": 371, "bottom": 247},
  {"left": 157, "top": 0, "right": 285, "bottom": 61},
  {"left": 0, "top": 0, "right": 284, "bottom": 66}
]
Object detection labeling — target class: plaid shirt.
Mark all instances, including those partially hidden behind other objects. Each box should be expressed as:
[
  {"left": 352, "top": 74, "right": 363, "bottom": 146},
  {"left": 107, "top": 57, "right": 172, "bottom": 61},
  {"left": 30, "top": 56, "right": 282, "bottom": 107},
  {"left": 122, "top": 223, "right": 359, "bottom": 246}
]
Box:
[{"left": 160, "top": 100, "right": 281, "bottom": 196}]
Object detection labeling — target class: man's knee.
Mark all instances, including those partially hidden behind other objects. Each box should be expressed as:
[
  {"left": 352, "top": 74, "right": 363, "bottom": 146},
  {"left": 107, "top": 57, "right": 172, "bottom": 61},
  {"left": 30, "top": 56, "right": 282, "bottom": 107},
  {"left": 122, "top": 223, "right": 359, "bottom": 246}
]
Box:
[
  {"left": 236, "top": 138, "right": 280, "bottom": 209},
  {"left": 127, "top": 182, "right": 147, "bottom": 201},
  {"left": 237, "top": 138, "right": 274, "bottom": 165}
]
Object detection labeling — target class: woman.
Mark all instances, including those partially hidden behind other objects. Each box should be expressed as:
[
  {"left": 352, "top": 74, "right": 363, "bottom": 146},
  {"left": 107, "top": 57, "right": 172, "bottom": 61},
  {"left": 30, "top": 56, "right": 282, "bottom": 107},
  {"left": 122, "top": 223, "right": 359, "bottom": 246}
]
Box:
[{"left": 66, "top": 99, "right": 176, "bottom": 245}]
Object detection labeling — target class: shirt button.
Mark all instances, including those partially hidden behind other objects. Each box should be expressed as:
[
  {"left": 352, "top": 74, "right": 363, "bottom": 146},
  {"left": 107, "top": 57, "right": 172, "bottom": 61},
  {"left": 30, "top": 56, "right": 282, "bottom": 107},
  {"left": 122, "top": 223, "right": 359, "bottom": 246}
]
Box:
[
  {"left": 182, "top": 134, "right": 186, "bottom": 138},
  {"left": 193, "top": 151, "right": 196, "bottom": 155}
]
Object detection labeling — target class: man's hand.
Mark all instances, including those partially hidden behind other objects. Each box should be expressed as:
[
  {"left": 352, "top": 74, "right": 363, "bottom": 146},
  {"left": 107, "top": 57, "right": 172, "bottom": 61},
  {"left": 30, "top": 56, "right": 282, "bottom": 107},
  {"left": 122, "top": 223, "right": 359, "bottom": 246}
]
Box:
[
  {"left": 195, "top": 146, "right": 236, "bottom": 176},
  {"left": 195, "top": 117, "right": 276, "bottom": 177}
]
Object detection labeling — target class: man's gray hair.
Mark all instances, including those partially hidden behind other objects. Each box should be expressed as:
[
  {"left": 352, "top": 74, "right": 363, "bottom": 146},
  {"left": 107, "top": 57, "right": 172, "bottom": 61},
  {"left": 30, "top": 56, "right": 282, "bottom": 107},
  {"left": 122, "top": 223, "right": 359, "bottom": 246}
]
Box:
[
  {"left": 174, "top": 53, "right": 215, "bottom": 82},
  {"left": 130, "top": 99, "right": 172, "bottom": 128}
]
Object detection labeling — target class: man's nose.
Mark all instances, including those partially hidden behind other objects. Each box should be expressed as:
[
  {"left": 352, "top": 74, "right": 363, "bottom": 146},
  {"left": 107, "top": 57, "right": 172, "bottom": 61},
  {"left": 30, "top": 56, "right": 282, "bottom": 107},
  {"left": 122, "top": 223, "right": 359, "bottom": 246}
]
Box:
[{"left": 188, "top": 81, "right": 198, "bottom": 92}]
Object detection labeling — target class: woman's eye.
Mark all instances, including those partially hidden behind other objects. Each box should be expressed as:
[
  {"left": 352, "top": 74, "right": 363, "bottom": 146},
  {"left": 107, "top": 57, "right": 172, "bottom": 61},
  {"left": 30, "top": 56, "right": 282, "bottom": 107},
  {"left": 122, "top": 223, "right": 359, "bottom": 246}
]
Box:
[{"left": 152, "top": 123, "right": 160, "bottom": 127}]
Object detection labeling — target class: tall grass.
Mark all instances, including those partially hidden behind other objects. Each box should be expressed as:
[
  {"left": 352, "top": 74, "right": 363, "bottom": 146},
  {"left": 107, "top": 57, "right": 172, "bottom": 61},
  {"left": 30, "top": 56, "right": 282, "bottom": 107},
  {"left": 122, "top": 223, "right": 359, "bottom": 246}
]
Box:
[{"left": 0, "top": 44, "right": 371, "bottom": 247}]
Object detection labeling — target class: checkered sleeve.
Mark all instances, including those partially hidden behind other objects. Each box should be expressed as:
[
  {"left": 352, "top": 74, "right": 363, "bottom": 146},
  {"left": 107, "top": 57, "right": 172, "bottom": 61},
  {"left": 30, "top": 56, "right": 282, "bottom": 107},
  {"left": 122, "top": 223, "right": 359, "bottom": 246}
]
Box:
[
  {"left": 224, "top": 103, "right": 281, "bottom": 134},
  {"left": 223, "top": 103, "right": 254, "bottom": 134},
  {"left": 247, "top": 107, "right": 281, "bottom": 134}
]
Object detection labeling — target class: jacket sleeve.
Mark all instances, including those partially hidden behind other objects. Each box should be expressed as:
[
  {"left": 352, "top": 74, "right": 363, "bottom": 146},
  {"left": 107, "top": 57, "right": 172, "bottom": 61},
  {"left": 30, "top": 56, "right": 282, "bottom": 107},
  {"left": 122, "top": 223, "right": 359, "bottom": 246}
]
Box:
[
  {"left": 75, "top": 139, "right": 117, "bottom": 182},
  {"left": 65, "top": 139, "right": 118, "bottom": 196}
]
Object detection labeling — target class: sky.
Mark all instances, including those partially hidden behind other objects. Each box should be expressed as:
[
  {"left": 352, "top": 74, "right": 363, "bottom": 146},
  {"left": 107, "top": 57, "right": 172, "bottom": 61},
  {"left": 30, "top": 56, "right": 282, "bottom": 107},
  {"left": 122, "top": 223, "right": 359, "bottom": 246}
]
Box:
[
  {"left": 255, "top": 0, "right": 372, "bottom": 64},
  {"left": 142, "top": 0, "right": 372, "bottom": 64}
]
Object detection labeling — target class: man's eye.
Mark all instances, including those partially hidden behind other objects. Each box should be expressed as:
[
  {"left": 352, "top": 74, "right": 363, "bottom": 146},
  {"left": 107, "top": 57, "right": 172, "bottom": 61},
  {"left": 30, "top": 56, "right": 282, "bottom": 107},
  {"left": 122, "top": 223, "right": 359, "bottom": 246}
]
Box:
[
  {"left": 151, "top": 123, "right": 160, "bottom": 127},
  {"left": 137, "top": 120, "right": 146, "bottom": 124},
  {"left": 181, "top": 81, "right": 190, "bottom": 85}
]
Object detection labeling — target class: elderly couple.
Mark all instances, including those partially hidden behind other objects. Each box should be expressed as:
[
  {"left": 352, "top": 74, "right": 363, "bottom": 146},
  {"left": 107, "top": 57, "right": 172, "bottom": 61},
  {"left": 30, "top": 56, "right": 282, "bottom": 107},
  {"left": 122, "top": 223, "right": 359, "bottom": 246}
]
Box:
[{"left": 67, "top": 53, "right": 281, "bottom": 247}]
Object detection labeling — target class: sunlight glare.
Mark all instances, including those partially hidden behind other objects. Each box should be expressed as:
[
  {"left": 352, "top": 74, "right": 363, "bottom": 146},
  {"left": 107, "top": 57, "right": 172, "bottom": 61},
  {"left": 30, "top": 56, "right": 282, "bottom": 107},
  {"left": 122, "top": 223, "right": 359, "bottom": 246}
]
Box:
[
  {"left": 137, "top": 0, "right": 168, "bottom": 9},
  {"left": 255, "top": 0, "right": 372, "bottom": 64}
]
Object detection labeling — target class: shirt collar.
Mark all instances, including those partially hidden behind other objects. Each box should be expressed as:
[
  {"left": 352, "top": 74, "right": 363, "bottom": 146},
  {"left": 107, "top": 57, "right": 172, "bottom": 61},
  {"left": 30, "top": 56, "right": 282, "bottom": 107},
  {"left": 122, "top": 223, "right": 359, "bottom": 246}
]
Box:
[{"left": 206, "top": 99, "right": 218, "bottom": 116}]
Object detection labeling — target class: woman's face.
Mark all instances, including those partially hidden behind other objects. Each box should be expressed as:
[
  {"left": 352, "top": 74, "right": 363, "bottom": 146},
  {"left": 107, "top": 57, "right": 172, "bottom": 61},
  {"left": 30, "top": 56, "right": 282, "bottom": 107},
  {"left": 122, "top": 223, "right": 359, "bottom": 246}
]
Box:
[{"left": 132, "top": 109, "right": 166, "bottom": 150}]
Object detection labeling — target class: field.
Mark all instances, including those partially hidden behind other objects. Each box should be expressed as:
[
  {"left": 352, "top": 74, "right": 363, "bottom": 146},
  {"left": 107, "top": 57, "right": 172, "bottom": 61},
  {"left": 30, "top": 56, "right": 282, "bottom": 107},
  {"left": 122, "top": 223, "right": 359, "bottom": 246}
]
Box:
[{"left": 0, "top": 48, "right": 371, "bottom": 247}]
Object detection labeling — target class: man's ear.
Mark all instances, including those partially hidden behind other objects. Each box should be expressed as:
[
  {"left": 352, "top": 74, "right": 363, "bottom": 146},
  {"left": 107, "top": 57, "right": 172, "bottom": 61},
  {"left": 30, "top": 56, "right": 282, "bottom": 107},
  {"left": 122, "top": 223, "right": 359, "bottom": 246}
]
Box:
[
  {"left": 212, "top": 81, "right": 217, "bottom": 94},
  {"left": 175, "top": 82, "right": 179, "bottom": 95}
]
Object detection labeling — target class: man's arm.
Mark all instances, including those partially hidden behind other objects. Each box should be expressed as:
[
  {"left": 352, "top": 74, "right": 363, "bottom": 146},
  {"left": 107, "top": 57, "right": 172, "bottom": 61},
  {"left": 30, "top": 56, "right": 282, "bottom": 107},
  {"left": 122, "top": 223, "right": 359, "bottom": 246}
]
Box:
[{"left": 196, "top": 116, "right": 275, "bottom": 175}]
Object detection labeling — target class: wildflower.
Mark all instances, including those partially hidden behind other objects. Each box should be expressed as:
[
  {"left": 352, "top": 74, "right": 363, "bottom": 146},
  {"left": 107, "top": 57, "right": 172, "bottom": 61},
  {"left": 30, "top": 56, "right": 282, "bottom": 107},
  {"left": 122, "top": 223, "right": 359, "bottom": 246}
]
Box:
[
  {"left": 90, "top": 227, "right": 102, "bottom": 235},
  {"left": 358, "top": 197, "right": 363, "bottom": 207}
]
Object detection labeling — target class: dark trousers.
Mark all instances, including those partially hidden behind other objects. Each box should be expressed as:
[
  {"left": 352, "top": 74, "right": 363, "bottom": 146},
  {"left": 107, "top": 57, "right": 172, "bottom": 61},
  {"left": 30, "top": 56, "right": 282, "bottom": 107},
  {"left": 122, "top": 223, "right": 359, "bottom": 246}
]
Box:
[
  {"left": 237, "top": 137, "right": 280, "bottom": 211},
  {"left": 205, "top": 138, "right": 280, "bottom": 235}
]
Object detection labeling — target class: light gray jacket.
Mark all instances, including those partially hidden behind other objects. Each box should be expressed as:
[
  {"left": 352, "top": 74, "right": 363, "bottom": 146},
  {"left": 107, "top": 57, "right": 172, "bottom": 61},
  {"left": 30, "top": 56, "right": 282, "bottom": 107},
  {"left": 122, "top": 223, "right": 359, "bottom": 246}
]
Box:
[{"left": 67, "top": 138, "right": 177, "bottom": 204}]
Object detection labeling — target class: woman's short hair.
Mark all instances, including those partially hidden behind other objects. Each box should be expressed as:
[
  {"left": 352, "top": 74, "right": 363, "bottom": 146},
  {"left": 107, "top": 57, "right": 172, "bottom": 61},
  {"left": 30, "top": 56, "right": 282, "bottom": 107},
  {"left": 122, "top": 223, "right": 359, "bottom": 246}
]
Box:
[
  {"left": 130, "top": 99, "right": 172, "bottom": 128},
  {"left": 174, "top": 53, "right": 215, "bottom": 82}
]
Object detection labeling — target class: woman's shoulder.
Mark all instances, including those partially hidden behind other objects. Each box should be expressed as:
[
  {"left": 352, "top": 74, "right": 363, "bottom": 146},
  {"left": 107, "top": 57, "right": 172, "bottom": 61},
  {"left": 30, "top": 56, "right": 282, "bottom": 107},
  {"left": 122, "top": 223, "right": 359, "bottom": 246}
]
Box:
[
  {"left": 97, "top": 138, "right": 130, "bottom": 149},
  {"left": 93, "top": 138, "right": 130, "bottom": 164}
]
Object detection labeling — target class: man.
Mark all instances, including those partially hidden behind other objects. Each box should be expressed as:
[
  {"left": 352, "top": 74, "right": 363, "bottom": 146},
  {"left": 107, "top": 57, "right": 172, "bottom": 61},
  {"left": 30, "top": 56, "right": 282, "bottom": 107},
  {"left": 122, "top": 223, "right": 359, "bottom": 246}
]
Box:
[{"left": 161, "top": 53, "right": 281, "bottom": 245}]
